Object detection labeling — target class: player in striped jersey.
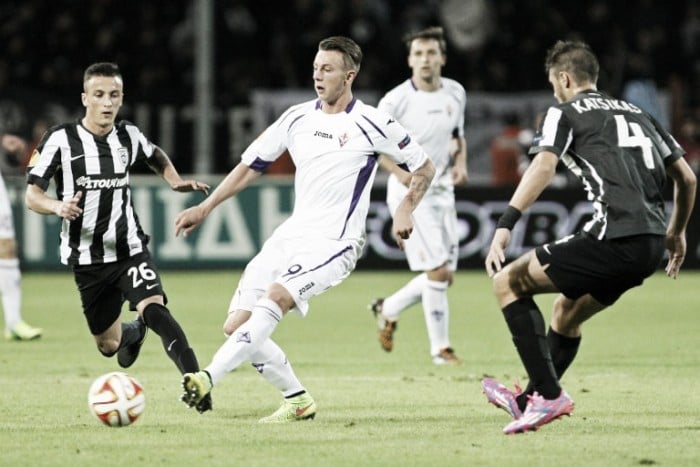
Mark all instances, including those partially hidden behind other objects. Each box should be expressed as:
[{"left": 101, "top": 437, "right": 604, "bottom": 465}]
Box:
[
  {"left": 177, "top": 36, "right": 435, "bottom": 422},
  {"left": 370, "top": 26, "right": 468, "bottom": 365},
  {"left": 25, "top": 62, "right": 214, "bottom": 412},
  {"left": 482, "top": 41, "right": 696, "bottom": 434}
]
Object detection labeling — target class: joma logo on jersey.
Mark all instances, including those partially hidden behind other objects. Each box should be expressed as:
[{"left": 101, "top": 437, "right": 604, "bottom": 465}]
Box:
[
  {"left": 398, "top": 134, "right": 411, "bottom": 149},
  {"left": 298, "top": 282, "right": 315, "bottom": 295},
  {"left": 314, "top": 131, "right": 333, "bottom": 139},
  {"left": 75, "top": 175, "right": 128, "bottom": 190}
]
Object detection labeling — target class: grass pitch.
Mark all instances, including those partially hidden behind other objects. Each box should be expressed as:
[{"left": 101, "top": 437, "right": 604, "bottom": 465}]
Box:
[{"left": 1, "top": 270, "right": 698, "bottom": 466}]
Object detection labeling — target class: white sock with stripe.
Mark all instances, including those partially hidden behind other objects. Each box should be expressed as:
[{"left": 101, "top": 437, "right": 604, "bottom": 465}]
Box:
[
  {"left": 381, "top": 273, "right": 427, "bottom": 321},
  {"left": 0, "top": 258, "right": 22, "bottom": 329},
  {"left": 422, "top": 279, "right": 450, "bottom": 355},
  {"left": 206, "top": 298, "right": 283, "bottom": 385},
  {"left": 250, "top": 338, "right": 304, "bottom": 397}
]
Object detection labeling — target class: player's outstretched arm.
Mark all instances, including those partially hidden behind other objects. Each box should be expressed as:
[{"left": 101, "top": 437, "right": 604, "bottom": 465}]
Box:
[
  {"left": 392, "top": 158, "right": 435, "bottom": 249},
  {"left": 147, "top": 146, "right": 210, "bottom": 194},
  {"left": 484, "top": 150, "right": 558, "bottom": 276},
  {"left": 664, "top": 157, "right": 697, "bottom": 279},
  {"left": 175, "top": 163, "right": 261, "bottom": 237}
]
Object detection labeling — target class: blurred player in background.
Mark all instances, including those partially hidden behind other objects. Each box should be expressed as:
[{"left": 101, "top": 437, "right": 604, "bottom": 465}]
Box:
[
  {"left": 176, "top": 36, "right": 435, "bottom": 422},
  {"left": 370, "top": 26, "right": 468, "bottom": 364},
  {"left": 25, "top": 62, "right": 213, "bottom": 412},
  {"left": 0, "top": 144, "right": 41, "bottom": 340},
  {"left": 482, "top": 40, "right": 696, "bottom": 434}
]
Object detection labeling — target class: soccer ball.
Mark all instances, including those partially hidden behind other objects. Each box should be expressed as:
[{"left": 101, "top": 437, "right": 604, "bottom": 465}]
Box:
[{"left": 87, "top": 371, "right": 145, "bottom": 427}]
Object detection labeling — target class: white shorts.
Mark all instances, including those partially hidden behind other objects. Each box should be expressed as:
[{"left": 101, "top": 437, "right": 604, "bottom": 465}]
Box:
[
  {"left": 229, "top": 235, "right": 361, "bottom": 316},
  {"left": 0, "top": 176, "right": 16, "bottom": 239},
  {"left": 387, "top": 175, "right": 458, "bottom": 272}
]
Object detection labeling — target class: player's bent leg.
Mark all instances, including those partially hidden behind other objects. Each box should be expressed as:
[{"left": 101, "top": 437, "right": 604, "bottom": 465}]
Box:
[
  {"left": 551, "top": 293, "right": 606, "bottom": 336},
  {"left": 94, "top": 320, "right": 122, "bottom": 357},
  {"left": 492, "top": 251, "right": 557, "bottom": 308}
]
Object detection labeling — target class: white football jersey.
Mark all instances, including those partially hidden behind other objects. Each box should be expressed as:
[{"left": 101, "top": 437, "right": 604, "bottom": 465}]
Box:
[
  {"left": 378, "top": 78, "right": 466, "bottom": 195},
  {"left": 240, "top": 98, "right": 429, "bottom": 242}
]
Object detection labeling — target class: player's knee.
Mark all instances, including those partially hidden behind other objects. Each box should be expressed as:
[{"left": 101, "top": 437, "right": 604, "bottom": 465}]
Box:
[
  {"left": 427, "top": 264, "right": 451, "bottom": 283},
  {"left": 223, "top": 309, "right": 251, "bottom": 337},
  {"left": 98, "top": 341, "right": 119, "bottom": 357},
  {"left": 492, "top": 269, "right": 511, "bottom": 299},
  {"left": 264, "top": 284, "right": 294, "bottom": 313}
]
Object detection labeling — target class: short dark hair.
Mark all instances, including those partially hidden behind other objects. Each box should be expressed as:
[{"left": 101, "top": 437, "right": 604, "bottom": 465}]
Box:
[
  {"left": 545, "top": 40, "right": 599, "bottom": 84},
  {"left": 318, "top": 36, "right": 363, "bottom": 72},
  {"left": 404, "top": 26, "right": 446, "bottom": 55},
  {"left": 83, "top": 62, "right": 122, "bottom": 86}
]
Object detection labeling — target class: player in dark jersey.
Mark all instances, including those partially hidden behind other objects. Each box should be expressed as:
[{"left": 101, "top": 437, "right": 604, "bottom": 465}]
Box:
[
  {"left": 25, "top": 62, "right": 214, "bottom": 413},
  {"left": 481, "top": 41, "right": 696, "bottom": 434}
]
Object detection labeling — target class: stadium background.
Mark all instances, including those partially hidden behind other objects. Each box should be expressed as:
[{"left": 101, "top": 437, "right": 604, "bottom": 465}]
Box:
[{"left": 1, "top": 0, "right": 698, "bottom": 269}]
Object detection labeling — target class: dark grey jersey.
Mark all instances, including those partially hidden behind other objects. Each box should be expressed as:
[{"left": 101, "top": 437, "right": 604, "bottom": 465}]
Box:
[
  {"left": 529, "top": 90, "right": 685, "bottom": 239},
  {"left": 27, "top": 120, "right": 156, "bottom": 265}
]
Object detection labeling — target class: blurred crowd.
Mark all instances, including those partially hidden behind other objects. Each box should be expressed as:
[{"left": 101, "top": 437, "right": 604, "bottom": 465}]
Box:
[{"left": 1, "top": 0, "right": 699, "bottom": 177}]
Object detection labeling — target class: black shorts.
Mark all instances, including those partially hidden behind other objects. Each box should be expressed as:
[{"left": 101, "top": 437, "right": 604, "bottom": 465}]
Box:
[
  {"left": 73, "top": 252, "right": 166, "bottom": 335},
  {"left": 535, "top": 232, "right": 665, "bottom": 306}
]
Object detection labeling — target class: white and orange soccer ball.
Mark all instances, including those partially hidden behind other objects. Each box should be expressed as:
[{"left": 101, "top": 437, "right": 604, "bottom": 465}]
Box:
[{"left": 87, "top": 371, "right": 145, "bottom": 427}]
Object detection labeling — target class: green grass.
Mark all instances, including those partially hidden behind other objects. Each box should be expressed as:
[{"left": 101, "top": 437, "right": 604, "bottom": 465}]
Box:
[{"left": 1, "top": 270, "right": 699, "bottom": 466}]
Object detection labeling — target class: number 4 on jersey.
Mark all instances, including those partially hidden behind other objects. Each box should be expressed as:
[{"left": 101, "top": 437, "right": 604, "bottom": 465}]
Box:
[{"left": 614, "top": 115, "right": 654, "bottom": 169}]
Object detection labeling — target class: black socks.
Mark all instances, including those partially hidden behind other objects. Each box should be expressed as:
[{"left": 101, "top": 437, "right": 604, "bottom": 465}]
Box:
[
  {"left": 516, "top": 325, "right": 582, "bottom": 411},
  {"left": 502, "top": 297, "right": 561, "bottom": 401},
  {"left": 142, "top": 303, "right": 200, "bottom": 374}
]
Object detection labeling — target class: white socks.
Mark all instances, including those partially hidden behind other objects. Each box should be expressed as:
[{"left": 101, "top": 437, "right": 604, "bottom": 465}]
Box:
[
  {"left": 381, "top": 273, "right": 427, "bottom": 321},
  {"left": 250, "top": 338, "right": 304, "bottom": 397},
  {"left": 206, "top": 298, "right": 282, "bottom": 385},
  {"left": 0, "top": 258, "right": 22, "bottom": 329},
  {"left": 422, "top": 280, "right": 450, "bottom": 355},
  {"left": 383, "top": 274, "right": 451, "bottom": 355}
]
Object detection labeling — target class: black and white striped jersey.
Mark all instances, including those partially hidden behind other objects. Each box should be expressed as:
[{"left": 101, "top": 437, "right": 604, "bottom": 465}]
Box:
[
  {"left": 529, "top": 90, "right": 686, "bottom": 240},
  {"left": 27, "top": 120, "right": 156, "bottom": 266}
]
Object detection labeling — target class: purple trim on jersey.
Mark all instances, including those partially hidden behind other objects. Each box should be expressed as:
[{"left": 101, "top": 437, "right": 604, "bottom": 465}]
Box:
[
  {"left": 315, "top": 99, "right": 322, "bottom": 110},
  {"left": 248, "top": 157, "right": 272, "bottom": 172},
  {"left": 355, "top": 122, "right": 373, "bottom": 145},
  {"left": 339, "top": 154, "right": 377, "bottom": 238},
  {"left": 345, "top": 98, "right": 357, "bottom": 113},
  {"left": 288, "top": 114, "right": 304, "bottom": 131},
  {"left": 361, "top": 115, "right": 387, "bottom": 138},
  {"left": 281, "top": 244, "right": 354, "bottom": 282}
]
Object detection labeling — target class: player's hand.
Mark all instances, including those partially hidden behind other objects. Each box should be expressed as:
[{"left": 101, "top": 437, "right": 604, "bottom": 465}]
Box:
[
  {"left": 392, "top": 210, "right": 413, "bottom": 250},
  {"left": 175, "top": 205, "right": 206, "bottom": 237},
  {"left": 55, "top": 191, "right": 83, "bottom": 221},
  {"left": 171, "top": 180, "right": 210, "bottom": 195},
  {"left": 485, "top": 228, "right": 511, "bottom": 277},
  {"left": 664, "top": 234, "right": 687, "bottom": 279}
]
